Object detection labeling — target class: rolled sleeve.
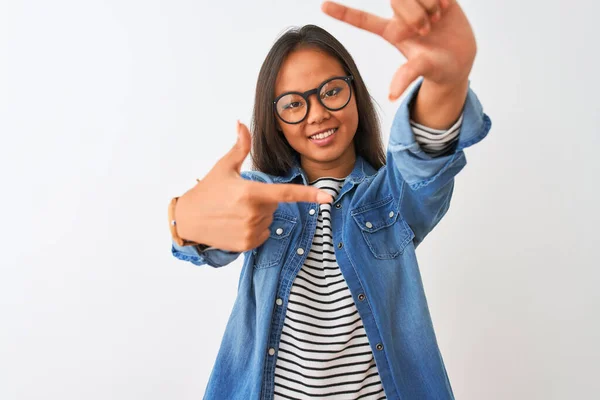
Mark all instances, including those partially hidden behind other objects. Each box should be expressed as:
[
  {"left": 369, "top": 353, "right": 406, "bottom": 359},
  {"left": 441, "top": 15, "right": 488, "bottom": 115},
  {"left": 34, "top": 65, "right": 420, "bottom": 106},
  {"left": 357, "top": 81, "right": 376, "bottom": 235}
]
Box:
[
  {"left": 171, "top": 240, "right": 240, "bottom": 268},
  {"left": 388, "top": 77, "right": 492, "bottom": 190},
  {"left": 386, "top": 77, "right": 492, "bottom": 248}
]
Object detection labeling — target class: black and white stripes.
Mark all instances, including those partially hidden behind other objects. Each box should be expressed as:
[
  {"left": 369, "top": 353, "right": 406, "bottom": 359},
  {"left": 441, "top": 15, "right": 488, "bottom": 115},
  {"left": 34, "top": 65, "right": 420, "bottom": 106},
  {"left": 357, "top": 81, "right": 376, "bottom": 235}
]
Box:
[
  {"left": 410, "top": 113, "right": 463, "bottom": 156},
  {"left": 273, "top": 177, "right": 386, "bottom": 400}
]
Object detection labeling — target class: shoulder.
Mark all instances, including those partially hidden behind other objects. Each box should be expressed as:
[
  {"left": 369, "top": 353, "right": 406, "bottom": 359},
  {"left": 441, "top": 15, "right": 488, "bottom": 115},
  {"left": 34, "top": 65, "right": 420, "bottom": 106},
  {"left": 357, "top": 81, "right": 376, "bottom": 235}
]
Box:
[{"left": 351, "top": 163, "right": 404, "bottom": 206}]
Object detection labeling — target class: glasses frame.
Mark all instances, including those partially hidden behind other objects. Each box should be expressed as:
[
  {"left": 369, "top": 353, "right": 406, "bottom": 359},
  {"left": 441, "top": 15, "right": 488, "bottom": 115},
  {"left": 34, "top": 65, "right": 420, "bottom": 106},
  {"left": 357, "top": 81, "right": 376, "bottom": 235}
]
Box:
[{"left": 273, "top": 75, "right": 354, "bottom": 125}]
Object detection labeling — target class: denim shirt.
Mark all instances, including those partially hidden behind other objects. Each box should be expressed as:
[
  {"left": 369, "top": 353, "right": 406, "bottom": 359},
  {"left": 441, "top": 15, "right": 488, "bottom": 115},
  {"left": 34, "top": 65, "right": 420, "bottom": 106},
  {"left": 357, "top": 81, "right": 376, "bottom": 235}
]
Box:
[{"left": 172, "top": 78, "right": 492, "bottom": 400}]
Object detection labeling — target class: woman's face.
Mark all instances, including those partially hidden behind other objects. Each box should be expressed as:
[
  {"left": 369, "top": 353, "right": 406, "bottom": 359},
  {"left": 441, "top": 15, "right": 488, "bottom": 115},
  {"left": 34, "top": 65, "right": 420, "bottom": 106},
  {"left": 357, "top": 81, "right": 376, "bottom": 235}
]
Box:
[{"left": 274, "top": 47, "right": 359, "bottom": 168}]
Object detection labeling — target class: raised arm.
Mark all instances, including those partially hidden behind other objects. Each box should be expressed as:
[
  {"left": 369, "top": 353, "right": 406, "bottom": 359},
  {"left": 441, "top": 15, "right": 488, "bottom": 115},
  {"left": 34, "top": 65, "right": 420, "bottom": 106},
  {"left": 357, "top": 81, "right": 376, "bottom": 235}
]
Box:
[
  {"left": 169, "top": 122, "right": 333, "bottom": 267},
  {"left": 323, "top": 0, "right": 491, "bottom": 247}
]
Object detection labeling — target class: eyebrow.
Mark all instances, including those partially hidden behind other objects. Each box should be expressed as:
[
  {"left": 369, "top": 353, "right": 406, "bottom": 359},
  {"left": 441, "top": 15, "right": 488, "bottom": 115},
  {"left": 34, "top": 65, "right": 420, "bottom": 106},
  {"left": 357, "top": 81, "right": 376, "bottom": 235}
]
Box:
[{"left": 276, "top": 74, "right": 344, "bottom": 97}]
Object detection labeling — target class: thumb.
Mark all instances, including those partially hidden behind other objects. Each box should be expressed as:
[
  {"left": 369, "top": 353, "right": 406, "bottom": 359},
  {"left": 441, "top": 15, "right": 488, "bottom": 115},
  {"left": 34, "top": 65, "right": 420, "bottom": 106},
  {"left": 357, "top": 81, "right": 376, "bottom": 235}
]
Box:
[
  {"left": 223, "top": 120, "right": 252, "bottom": 172},
  {"left": 388, "top": 56, "right": 432, "bottom": 101}
]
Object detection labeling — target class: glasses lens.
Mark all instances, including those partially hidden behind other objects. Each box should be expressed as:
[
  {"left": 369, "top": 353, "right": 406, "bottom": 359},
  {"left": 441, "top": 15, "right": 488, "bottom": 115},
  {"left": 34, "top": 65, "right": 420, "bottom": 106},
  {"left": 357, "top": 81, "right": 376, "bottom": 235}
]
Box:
[
  {"left": 320, "top": 78, "right": 351, "bottom": 110},
  {"left": 276, "top": 94, "right": 307, "bottom": 124}
]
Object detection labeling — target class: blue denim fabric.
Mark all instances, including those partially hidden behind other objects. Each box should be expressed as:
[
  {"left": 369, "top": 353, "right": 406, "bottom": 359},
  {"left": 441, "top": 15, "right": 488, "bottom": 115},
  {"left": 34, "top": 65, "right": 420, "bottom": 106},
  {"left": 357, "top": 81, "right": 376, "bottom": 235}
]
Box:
[{"left": 172, "top": 78, "right": 492, "bottom": 399}]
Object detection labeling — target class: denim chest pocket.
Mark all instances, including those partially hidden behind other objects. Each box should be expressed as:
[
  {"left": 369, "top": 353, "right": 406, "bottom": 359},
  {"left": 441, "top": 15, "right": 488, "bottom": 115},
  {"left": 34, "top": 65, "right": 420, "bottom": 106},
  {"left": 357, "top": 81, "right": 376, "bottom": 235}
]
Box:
[
  {"left": 253, "top": 213, "right": 297, "bottom": 269},
  {"left": 351, "top": 196, "right": 415, "bottom": 260}
]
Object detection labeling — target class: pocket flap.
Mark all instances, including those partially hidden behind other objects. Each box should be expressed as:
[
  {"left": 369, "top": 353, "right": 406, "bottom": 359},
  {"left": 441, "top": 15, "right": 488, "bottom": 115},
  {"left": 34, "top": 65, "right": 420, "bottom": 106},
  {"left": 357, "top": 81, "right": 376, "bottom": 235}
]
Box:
[
  {"left": 253, "top": 212, "right": 297, "bottom": 269},
  {"left": 268, "top": 213, "right": 296, "bottom": 239},
  {"left": 351, "top": 196, "right": 399, "bottom": 233}
]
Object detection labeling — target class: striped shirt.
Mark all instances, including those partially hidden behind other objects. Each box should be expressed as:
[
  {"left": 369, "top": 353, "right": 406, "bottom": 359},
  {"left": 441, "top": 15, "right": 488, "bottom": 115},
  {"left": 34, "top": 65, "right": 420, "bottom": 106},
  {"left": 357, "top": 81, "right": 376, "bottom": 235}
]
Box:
[
  {"left": 411, "top": 113, "right": 463, "bottom": 156},
  {"left": 272, "top": 115, "right": 463, "bottom": 399}
]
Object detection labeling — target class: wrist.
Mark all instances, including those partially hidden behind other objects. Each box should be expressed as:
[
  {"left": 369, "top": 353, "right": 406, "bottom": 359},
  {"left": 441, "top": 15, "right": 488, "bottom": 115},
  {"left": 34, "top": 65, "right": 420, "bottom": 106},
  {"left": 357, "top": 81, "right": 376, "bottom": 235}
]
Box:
[
  {"left": 170, "top": 196, "right": 200, "bottom": 246},
  {"left": 410, "top": 78, "right": 469, "bottom": 129}
]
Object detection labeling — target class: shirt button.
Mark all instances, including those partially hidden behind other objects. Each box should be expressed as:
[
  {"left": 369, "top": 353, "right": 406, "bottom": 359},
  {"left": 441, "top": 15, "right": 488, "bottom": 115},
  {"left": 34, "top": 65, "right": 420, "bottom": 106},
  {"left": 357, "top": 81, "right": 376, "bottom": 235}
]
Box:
[
  {"left": 389, "top": 211, "right": 395, "bottom": 218},
  {"left": 376, "top": 343, "right": 384, "bottom": 351},
  {"left": 337, "top": 242, "right": 343, "bottom": 249},
  {"left": 365, "top": 221, "right": 373, "bottom": 229},
  {"left": 309, "top": 209, "right": 316, "bottom": 215},
  {"left": 358, "top": 294, "right": 366, "bottom": 301},
  {"left": 297, "top": 248, "right": 304, "bottom": 255},
  {"left": 268, "top": 347, "right": 276, "bottom": 356},
  {"left": 276, "top": 298, "right": 283, "bottom": 306},
  {"left": 335, "top": 203, "right": 341, "bottom": 209},
  {"left": 275, "top": 228, "right": 283, "bottom": 235}
]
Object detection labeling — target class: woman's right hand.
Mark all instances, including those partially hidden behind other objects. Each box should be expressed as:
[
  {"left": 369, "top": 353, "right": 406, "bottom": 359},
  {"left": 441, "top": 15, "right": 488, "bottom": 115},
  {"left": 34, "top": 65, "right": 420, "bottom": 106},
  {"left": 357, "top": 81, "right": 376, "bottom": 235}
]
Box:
[{"left": 174, "top": 121, "right": 334, "bottom": 253}]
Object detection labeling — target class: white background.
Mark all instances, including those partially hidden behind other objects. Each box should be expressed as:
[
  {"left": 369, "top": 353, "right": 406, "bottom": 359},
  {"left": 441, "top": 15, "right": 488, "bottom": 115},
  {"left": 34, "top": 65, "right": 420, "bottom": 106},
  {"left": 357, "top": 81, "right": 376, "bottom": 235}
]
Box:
[{"left": 2, "top": 0, "right": 599, "bottom": 399}]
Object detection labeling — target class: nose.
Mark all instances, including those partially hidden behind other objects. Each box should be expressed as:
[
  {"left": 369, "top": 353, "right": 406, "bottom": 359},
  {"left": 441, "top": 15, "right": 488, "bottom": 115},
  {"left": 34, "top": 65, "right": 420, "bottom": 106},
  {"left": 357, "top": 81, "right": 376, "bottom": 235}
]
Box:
[{"left": 306, "top": 93, "right": 330, "bottom": 125}]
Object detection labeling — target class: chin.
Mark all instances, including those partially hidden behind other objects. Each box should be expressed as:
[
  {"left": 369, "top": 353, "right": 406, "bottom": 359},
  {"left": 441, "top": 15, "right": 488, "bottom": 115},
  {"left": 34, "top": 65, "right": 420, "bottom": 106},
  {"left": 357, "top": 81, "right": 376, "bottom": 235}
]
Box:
[{"left": 306, "top": 146, "right": 352, "bottom": 163}]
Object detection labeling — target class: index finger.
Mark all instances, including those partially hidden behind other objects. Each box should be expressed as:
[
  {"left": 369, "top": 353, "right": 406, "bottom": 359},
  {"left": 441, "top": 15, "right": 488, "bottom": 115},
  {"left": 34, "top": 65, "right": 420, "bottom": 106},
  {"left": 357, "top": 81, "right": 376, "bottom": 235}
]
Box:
[
  {"left": 248, "top": 181, "right": 334, "bottom": 205},
  {"left": 321, "top": 1, "right": 413, "bottom": 44}
]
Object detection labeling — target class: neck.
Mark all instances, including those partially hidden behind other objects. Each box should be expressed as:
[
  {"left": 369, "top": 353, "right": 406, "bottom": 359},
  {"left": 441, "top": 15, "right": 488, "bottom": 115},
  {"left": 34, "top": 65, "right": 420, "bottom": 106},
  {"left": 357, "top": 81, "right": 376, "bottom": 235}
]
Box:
[{"left": 300, "top": 146, "right": 356, "bottom": 183}]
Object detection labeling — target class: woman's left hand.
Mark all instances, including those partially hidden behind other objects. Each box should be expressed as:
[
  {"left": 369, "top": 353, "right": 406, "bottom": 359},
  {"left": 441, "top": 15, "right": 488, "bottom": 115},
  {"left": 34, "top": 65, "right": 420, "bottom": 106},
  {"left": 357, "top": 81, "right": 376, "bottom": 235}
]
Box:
[{"left": 322, "top": 0, "right": 476, "bottom": 101}]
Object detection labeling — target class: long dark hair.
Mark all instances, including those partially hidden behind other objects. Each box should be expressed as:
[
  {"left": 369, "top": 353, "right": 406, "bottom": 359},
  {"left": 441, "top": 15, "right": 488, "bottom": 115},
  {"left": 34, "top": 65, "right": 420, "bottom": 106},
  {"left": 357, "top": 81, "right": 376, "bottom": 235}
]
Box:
[{"left": 250, "top": 24, "right": 385, "bottom": 176}]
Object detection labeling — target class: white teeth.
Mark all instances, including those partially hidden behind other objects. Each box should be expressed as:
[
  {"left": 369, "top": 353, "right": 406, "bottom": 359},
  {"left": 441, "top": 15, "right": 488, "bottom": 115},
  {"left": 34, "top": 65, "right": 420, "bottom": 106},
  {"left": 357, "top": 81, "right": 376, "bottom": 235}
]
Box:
[{"left": 310, "top": 128, "right": 336, "bottom": 140}]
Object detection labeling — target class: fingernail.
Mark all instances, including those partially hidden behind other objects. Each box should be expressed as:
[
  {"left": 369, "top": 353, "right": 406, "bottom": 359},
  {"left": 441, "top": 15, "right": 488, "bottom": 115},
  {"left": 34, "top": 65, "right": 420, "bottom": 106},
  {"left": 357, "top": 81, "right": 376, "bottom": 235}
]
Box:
[
  {"left": 440, "top": 0, "right": 449, "bottom": 8},
  {"left": 317, "top": 191, "right": 333, "bottom": 204}
]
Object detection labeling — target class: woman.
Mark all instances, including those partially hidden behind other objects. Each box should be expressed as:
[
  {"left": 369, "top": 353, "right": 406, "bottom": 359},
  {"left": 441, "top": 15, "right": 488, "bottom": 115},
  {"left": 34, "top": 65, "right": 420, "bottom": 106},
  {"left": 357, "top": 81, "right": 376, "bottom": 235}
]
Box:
[{"left": 168, "top": 1, "right": 491, "bottom": 399}]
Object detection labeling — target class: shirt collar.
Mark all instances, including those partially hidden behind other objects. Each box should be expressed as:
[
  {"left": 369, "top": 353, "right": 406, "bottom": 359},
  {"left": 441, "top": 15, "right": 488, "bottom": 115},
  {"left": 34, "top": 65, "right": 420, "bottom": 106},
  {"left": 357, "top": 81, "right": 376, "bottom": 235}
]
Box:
[{"left": 271, "top": 154, "right": 375, "bottom": 185}]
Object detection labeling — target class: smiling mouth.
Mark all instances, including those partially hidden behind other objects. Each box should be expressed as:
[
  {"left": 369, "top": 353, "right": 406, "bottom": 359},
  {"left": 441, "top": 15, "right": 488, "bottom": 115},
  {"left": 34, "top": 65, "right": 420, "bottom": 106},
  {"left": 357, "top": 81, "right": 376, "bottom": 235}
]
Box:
[{"left": 309, "top": 128, "right": 338, "bottom": 140}]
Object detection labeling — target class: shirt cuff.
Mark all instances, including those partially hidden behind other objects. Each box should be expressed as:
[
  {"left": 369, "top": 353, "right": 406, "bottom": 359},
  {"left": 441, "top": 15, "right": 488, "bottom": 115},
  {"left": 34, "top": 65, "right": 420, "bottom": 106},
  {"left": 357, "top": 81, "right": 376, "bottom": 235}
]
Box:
[{"left": 410, "top": 113, "right": 463, "bottom": 157}]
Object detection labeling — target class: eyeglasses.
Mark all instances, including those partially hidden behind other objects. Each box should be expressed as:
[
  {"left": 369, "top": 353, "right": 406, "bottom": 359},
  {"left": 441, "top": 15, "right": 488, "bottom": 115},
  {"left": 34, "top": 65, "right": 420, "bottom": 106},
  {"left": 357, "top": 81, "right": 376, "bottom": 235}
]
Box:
[{"left": 273, "top": 75, "right": 354, "bottom": 125}]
